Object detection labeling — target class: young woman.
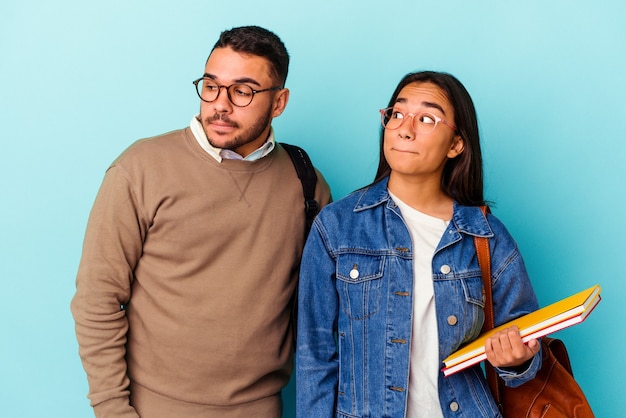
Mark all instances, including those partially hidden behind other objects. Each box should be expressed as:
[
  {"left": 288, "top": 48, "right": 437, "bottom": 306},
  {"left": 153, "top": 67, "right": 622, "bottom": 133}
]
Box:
[{"left": 296, "top": 71, "right": 541, "bottom": 418}]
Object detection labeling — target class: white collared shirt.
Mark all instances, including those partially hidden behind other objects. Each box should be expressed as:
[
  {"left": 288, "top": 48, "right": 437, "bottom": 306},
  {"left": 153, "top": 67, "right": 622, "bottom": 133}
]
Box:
[{"left": 189, "top": 115, "right": 275, "bottom": 162}]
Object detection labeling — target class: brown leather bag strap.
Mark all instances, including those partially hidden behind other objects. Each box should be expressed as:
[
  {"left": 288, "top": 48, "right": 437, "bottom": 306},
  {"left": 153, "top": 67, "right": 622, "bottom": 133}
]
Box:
[
  {"left": 474, "top": 205, "right": 504, "bottom": 410},
  {"left": 475, "top": 205, "right": 493, "bottom": 332},
  {"left": 475, "top": 235, "right": 493, "bottom": 332}
]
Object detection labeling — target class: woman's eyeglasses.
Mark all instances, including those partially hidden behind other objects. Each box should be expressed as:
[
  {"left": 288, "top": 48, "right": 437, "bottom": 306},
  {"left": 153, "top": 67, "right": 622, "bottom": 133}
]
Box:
[{"left": 379, "top": 107, "right": 456, "bottom": 135}]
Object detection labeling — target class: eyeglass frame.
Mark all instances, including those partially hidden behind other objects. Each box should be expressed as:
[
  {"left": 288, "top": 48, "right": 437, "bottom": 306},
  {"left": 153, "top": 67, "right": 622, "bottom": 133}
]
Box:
[
  {"left": 192, "top": 77, "right": 282, "bottom": 107},
  {"left": 379, "top": 107, "right": 457, "bottom": 134}
]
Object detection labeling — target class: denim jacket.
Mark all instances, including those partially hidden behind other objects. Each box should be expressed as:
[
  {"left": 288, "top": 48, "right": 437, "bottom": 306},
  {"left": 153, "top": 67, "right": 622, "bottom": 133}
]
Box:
[{"left": 296, "top": 178, "right": 541, "bottom": 418}]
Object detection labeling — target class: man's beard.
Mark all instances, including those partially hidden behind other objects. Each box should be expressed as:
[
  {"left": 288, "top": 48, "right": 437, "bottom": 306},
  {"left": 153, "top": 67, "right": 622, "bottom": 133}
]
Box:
[{"left": 202, "top": 108, "right": 273, "bottom": 152}]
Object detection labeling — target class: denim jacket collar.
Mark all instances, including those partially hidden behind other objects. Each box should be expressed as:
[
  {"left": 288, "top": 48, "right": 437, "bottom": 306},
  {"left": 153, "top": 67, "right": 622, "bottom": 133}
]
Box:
[{"left": 353, "top": 176, "right": 494, "bottom": 238}]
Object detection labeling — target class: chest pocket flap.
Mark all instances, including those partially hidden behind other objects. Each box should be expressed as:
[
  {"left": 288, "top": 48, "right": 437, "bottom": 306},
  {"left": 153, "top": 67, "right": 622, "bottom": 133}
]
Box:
[
  {"left": 336, "top": 253, "right": 385, "bottom": 283},
  {"left": 336, "top": 253, "right": 385, "bottom": 320}
]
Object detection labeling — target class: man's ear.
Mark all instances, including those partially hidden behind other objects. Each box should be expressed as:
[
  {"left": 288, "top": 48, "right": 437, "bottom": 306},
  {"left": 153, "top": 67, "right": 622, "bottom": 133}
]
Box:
[
  {"left": 271, "top": 88, "right": 290, "bottom": 118},
  {"left": 447, "top": 135, "right": 465, "bottom": 158}
]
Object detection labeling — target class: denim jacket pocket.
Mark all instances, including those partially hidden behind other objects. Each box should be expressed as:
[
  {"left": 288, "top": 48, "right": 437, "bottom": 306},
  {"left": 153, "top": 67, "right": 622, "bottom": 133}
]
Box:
[
  {"left": 336, "top": 253, "right": 385, "bottom": 320},
  {"left": 461, "top": 276, "right": 486, "bottom": 340}
]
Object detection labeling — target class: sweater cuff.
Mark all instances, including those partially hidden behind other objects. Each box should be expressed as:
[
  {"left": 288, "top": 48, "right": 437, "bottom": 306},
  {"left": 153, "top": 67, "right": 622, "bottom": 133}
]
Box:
[{"left": 92, "top": 397, "right": 139, "bottom": 418}]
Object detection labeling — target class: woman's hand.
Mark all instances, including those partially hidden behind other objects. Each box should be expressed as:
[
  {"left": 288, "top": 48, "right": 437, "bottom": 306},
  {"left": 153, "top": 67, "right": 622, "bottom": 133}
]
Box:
[{"left": 485, "top": 326, "right": 540, "bottom": 369}]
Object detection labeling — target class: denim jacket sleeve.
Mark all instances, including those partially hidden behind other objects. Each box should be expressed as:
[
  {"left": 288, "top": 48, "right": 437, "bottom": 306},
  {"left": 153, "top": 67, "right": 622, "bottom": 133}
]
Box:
[
  {"left": 496, "top": 352, "right": 542, "bottom": 387},
  {"left": 486, "top": 213, "right": 542, "bottom": 387},
  {"left": 296, "top": 218, "right": 339, "bottom": 417}
]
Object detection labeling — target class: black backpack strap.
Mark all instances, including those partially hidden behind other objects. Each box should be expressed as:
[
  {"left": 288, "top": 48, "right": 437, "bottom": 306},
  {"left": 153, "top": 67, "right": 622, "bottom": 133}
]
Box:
[
  {"left": 281, "top": 142, "right": 320, "bottom": 350},
  {"left": 281, "top": 142, "right": 319, "bottom": 235}
]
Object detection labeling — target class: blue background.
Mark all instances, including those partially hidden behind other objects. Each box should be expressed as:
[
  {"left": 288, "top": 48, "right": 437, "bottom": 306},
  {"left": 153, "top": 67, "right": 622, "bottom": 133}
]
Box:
[{"left": 1, "top": 1, "right": 624, "bottom": 416}]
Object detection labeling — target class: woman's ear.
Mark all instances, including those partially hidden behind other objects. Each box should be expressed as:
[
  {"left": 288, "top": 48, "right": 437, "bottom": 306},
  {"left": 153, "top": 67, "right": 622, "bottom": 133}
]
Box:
[{"left": 447, "top": 135, "right": 465, "bottom": 158}]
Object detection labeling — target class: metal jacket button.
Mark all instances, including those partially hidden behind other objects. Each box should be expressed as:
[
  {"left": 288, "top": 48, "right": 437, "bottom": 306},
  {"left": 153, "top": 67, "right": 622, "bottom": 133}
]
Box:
[
  {"left": 350, "top": 264, "right": 359, "bottom": 279},
  {"left": 440, "top": 265, "right": 451, "bottom": 274}
]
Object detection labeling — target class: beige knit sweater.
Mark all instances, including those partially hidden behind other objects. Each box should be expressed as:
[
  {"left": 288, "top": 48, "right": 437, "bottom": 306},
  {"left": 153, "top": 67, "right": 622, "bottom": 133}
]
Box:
[{"left": 71, "top": 128, "right": 331, "bottom": 417}]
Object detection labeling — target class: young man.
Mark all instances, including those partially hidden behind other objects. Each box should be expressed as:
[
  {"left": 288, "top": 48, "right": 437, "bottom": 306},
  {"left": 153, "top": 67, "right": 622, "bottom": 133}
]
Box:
[{"left": 71, "top": 26, "right": 331, "bottom": 418}]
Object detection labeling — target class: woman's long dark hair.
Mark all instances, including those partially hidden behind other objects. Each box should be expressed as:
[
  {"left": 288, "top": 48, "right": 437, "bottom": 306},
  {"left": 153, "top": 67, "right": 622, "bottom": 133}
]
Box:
[{"left": 374, "top": 71, "right": 485, "bottom": 206}]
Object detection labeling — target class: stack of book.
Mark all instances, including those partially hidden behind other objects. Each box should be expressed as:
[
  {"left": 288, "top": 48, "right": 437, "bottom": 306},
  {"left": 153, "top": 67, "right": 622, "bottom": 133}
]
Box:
[{"left": 442, "top": 284, "right": 601, "bottom": 377}]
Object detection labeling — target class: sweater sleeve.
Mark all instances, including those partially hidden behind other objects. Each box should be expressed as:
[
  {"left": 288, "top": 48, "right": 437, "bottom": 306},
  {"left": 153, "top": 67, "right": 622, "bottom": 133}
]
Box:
[
  {"left": 313, "top": 167, "right": 333, "bottom": 207},
  {"left": 71, "top": 165, "right": 147, "bottom": 418}
]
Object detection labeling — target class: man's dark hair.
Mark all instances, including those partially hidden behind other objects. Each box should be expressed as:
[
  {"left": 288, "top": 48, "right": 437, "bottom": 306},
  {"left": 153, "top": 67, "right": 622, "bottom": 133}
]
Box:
[{"left": 212, "top": 25, "right": 290, "bottom": 87}]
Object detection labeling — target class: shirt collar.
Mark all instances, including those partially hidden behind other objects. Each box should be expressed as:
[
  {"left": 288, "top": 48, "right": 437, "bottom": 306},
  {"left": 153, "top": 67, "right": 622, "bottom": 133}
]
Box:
[{"left": 189, "top": 115, "right": 276, "bottom": 162}]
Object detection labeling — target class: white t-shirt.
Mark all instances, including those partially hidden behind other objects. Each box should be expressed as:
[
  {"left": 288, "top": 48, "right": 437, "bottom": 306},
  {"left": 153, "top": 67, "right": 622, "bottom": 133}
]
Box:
[{"left": 389, "top": 191, "right": 448, "bottom": 418}]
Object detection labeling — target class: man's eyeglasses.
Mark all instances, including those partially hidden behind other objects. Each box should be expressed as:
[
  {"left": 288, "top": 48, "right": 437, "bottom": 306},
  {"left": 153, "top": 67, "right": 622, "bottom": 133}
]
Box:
[
  {"left": 379, "top": 107, "right": 456, "bottom": 135},
  {"left": 193, "top": 77, "right": 282, "bottom": 107}
]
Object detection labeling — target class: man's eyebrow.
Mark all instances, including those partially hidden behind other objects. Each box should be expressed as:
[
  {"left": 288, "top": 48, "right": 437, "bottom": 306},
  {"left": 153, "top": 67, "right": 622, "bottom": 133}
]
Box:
[{"left": 202, "top": 73, "right": 261, "bottom": 87}]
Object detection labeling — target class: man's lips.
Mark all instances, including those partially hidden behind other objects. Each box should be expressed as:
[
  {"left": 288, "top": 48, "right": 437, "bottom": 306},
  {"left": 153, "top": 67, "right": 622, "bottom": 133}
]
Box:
[{"left": 211, "top": 121, "right": 235, "bottom": 128}]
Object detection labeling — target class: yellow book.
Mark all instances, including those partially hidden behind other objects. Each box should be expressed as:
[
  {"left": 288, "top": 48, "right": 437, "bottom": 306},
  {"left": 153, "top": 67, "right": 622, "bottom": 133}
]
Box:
[{"left": 442, "top": 284, "right": 601, "bottom": 377}]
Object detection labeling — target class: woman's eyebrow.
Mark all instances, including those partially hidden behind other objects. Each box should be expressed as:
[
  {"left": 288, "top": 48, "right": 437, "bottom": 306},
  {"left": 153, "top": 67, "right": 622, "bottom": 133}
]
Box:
[
  {"left": 394, "top": 98, "right": 447, "bottom": 115},
  {"left": 421, "top": 101, "right": 447, "bottom": 115}
]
